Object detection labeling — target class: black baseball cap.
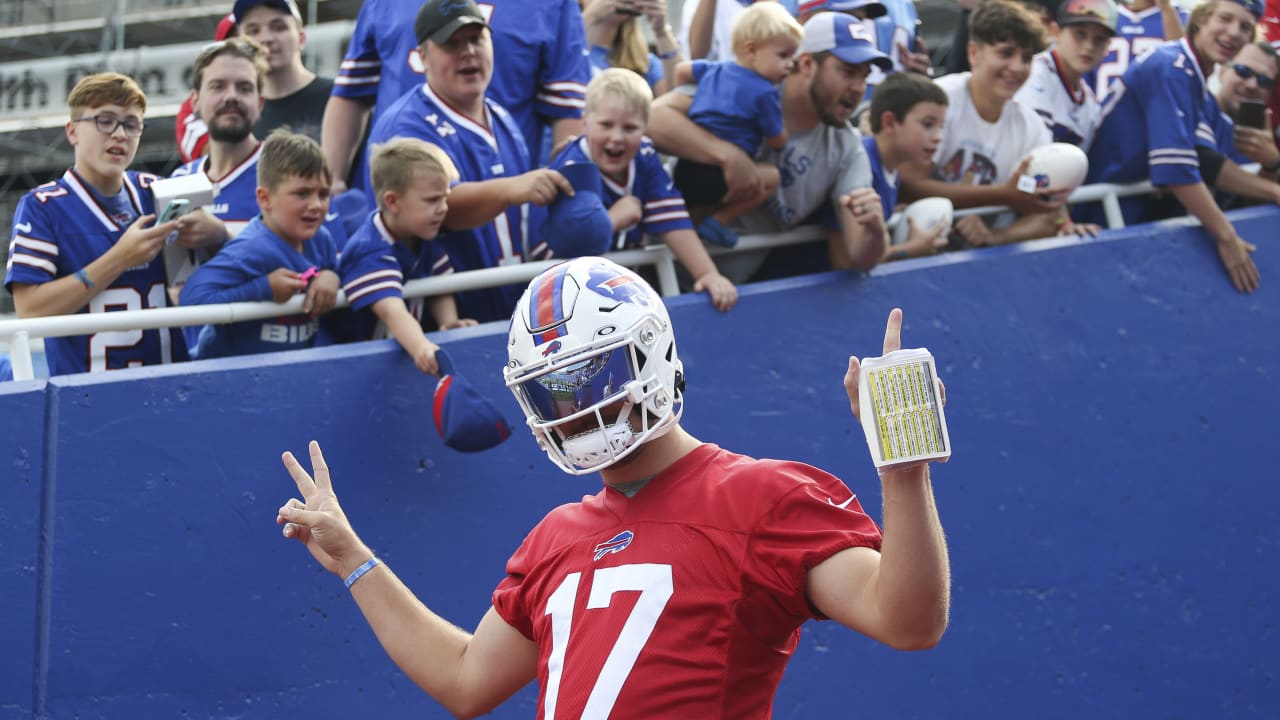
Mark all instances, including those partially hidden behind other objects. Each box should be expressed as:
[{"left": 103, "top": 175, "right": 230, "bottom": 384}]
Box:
[
  {"left": 415, "top": 0, "right": 488, "bottom": 45},
  {"left": 231, "top": 0, "right": 302, "bottom": 25}
]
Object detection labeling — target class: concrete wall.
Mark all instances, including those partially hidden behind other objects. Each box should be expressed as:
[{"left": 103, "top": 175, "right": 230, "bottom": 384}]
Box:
[{"left": 2, "top": 208, "right": 1276, "bottom": 719}]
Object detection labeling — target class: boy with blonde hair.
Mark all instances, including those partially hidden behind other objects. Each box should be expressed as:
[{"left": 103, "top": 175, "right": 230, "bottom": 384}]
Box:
[
  {"left": 180, "top": 129, "right": 340, "bottom": 358},
  {"left": 331, "top": 137, "right": 476, "bottom": 376},
  {"left": 672, "top": 2, "right": 804, "bottom": 246},
  {"left": 5, "top": 72, "right": 188, "bottom": 376},
  {"left": 549, "top": 67, "right": 738, "bottom": 311}
]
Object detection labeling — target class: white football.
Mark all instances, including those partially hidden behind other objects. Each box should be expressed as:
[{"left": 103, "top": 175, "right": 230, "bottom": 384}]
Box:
[
  {"left": 1022, "top": 142, "right": 1089, "bottom": 194},
  {"left": 892, "top": 197, "right": 954, "bottom": 247}
]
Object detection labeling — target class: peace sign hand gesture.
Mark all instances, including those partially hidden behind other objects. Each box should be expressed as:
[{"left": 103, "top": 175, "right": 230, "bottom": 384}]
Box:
[{"left": 277, "top": 441, "right": 373, "bottom": 579}]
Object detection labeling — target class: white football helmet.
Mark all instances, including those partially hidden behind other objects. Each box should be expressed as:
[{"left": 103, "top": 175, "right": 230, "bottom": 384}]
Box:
[{"left": 505, "top": 257, "right": 684, "bottom": 475}]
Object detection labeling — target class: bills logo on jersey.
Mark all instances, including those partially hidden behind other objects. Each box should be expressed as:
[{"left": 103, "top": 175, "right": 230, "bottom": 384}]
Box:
[
  {"left": 586, "top": 266, "right": 653, "bottom": 307},
  {"left": 593, "top": 530, "right": 634, "bottom": 561}
]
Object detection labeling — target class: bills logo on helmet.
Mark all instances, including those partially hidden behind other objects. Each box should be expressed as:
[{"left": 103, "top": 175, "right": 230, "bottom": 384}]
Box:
[
  {"left": 540, "top": 339, "right": 563, "bottom": 356},
  {"left": 593, "top": 530, "right": 635, "bottom": 561},
  {"left": 587, "top": 265, "right": 653, "bottom": 307}
]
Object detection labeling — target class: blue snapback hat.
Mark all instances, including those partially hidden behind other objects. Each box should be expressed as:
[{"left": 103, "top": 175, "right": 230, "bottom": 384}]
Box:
[
  {"left": 432, "top": 349, "right": 511, "bottom": 453},
  {"left": 542, "top": 162, "right": 614, "bottom": 259}
]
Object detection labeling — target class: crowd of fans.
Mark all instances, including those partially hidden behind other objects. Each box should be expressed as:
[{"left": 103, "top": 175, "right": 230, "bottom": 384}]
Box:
[{"left": 4, "top": 0, "right": 1275, "bottom": 380}]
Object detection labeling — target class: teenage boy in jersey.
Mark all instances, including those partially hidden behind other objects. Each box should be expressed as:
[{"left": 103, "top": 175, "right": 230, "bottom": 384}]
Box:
[
  {"left": 900, "top": 0, "right": 1077, "bottom": 247},
  {"left": 5, "top": 72, "right": 189, "bottom": 376},
  {"left": 863, "top": 73, "right": 951, "bottom": 261},
  {"left": 363, "top": 0, "right": 574, "bottom": 324},
  {"left": 277, "top": 256, "right": 950, "bottom": 719},
  {"left": 1015, "top": 0, "right": 1119, "bottom": 152},
  {"left": 1087, "top": 0, "right": 1265, "bottom": 293},
  {"left": 1084, "top": 0, "right": 1186, "bottom": 99},
  {"left": 179, "top": 130, "right": 339, "bottom": 359}
]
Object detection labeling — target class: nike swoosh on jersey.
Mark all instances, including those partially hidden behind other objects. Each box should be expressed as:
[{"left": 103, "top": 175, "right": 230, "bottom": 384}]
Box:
[
  {"left": 827, "top": 496, "right": 855, "bottom": 509},
  {"left": 326, "top": 212, "right": 339, "bottom": 222},
  {"left": 380, "top": 255, "right": 397, "bottom": 262}
]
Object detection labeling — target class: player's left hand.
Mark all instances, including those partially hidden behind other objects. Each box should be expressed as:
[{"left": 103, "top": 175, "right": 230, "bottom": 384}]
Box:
[
  {"left": 844, "top": 308, "right": 946, "bottom": 426},
  {"left": 278, "top": 441, "right": 373, "bottom": 580},
  {"left": 173, "top": 209, "right": 228, "bottom": 250},
  {"left": 303, "top": 269, "right": 340, "bottom": 318},
  {"left": 692, "top": 269, "right": 738, "bottom": 312}
]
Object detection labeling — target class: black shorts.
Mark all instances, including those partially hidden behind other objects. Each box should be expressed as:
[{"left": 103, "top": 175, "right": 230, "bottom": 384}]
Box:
[{"left": 672, "top": 159, "right": 728, "bottom": 207}]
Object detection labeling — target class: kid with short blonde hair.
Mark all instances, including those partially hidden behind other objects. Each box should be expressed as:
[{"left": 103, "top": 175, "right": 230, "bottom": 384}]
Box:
[
  {"left": 672, "top": 2, "right": 803, "bottom": 247},
  {"left": 333, "top": 136, "right": 476, "bottom": 376},
  {"left": 549, "top": 68, "right": 738, "bottom": 311}
]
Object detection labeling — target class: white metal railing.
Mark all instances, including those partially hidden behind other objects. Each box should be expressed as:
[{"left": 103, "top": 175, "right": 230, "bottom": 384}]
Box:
[{"left": 0, "top": 177, "right": 1184, "bottom": 381}]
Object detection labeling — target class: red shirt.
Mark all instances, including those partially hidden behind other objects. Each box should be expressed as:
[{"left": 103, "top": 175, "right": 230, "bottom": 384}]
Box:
[{"left": 492, "top": 443, "right": 883, "bottom": 719}]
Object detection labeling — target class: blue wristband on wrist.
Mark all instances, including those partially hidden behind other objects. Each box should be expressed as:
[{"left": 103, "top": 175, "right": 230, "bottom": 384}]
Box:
[{"left": 344, "top": 557, "right": 380, "bottom": 589}]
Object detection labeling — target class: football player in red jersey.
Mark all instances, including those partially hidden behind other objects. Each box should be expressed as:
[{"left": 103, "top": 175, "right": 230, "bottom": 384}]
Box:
[{"left": 276, "top": 256, "right": 950, "bottom": 719}]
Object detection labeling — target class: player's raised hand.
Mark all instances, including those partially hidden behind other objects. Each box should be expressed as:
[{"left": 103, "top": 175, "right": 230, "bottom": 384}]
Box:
[
  {"left": 844, "top": 309, "right": 946, "bottom": 426},
  {"left": 115, "top": 214, "right": 179, "bottom": 267},
  {"left": 278, "top": 441, "right": 372, "bottom": 579}
]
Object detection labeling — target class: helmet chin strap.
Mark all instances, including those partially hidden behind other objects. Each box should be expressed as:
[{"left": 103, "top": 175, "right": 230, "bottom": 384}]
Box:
[{"left": 562, "top": 414, "right": 638, "bottom": 470}]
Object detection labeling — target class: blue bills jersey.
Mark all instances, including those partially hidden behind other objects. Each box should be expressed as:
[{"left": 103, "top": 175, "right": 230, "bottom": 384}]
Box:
[
  {"left": 1085, "top": 4, "right": 1189, "bottom": 100},
  {"left": 552, "top": 137, "right": 693, "bottom": 250},
  {"left": 330, "top": 210, "right": 453, "bottom": 342},
  {"left": 5, "top": 169, "right": 188, "bottom": 376},
  {"left": 331, "top": 0, "right": 589, "bottom": 166},
  {"left": 178, "top": 217, "right": 338, "bottom": 359},
  {"left": 366, "top": 83, "right": 545, "bottom": 323},
  {"left": 1087, "top": 39, "right": 1223, "bottom": 223},
  {"left": 171, "top": 144, "right": 348, "bottom": 248}
]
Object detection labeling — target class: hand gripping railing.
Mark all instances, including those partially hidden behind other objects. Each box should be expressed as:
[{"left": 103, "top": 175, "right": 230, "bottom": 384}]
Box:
[{"left": 0, "top": 176, "right": 1180, "bottom": 381}]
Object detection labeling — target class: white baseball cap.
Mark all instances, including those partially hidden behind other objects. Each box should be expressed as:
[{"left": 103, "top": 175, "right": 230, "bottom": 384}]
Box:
[{"left": 798, "top": 12, "right": 893, "bottom": 70}]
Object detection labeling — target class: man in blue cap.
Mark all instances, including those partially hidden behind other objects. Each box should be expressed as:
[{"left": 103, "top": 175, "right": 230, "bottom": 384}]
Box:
[{"left": 649, "top": 11, "right": 894, "bottom": 281}]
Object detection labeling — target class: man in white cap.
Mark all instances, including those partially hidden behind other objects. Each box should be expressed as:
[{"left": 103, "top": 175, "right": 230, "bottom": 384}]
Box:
[{"left": 650, "top": 12, "right": 893, "bottom": 280}]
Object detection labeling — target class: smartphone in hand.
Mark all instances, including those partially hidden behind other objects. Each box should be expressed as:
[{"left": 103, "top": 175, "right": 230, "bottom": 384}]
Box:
[
  {"left": 1238, "top": 99, "right": 1266, "bottom": 130},
  {"left": 159, "top": 198, "right": 190, "bottom": 223}
]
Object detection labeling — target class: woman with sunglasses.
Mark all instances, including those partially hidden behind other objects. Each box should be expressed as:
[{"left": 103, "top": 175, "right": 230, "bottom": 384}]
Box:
[{"left": 1085, "top": 0, "right": 1269, "bottom": 294}]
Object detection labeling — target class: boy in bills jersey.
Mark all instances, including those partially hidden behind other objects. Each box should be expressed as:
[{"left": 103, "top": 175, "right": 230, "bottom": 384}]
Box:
[
  {"left": 1014, "top": 0, "right": 1119, "bottom": 152},
  {"left": 322, "top": 0, "right": 589, "bottom": 191},
  {"left": 180, "top": 130, "right": 340, "bottom": 359},
  {"left": 363, "top": 0, "right": 575, "bottom": 325},
  {"left": 900, "top": 0, "right": 1080, "bottom": 247},
  {"left": 330, "top": 138, "right": 477, "bottom": 376},
  {"left": 863, "top": 73, "right": 951, "bottom": 261},
  {"left": 277, "top": 257, "right": 950, "bottom": 719},
  {"left": 550, "top": 68, "right": 738, "bottom": 311},
  {"left": 1086, "top": 0, "right": 1263, "bottom": 293},
  {"left": 5, "top": 72, "right": 189, "bottom": 376},
  {"left": 1083, "top": 0, "right": 1187, "bottom": 100}
]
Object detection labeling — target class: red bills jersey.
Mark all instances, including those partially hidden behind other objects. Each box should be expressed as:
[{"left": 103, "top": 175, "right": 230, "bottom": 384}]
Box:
[{"left": 492, "top": 443, "right": 883, "bottom": 719}]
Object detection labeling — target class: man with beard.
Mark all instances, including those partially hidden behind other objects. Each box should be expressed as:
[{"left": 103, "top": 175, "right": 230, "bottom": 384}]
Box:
[
  {"left": 648, "top": 12, "right": 892, "bottom": 282},
  {"left": 171, "top": 38, "right": 348, "bottom": 248}
]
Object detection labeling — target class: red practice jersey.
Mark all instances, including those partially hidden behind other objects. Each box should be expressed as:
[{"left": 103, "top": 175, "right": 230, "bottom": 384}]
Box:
[{"left": 492, "top": 443, "right": 884, "bottom": 719}]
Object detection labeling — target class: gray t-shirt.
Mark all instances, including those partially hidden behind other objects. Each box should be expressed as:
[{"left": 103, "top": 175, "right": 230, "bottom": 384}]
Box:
[{"left": 737, "top": 121, "right": 873, "bottom": 234}]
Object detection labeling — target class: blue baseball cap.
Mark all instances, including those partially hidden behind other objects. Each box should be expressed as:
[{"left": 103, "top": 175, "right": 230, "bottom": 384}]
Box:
[
  {"left": 1229, "top": 0, "right": 1264, "bottom": 18},
  {"left": 542, "top": 162, "right": 614, "bottom": 259},
  {"left": 432, "top": 349, "right": 511, "bottom": 453},
  {"left": 798, "top": 12, "right": 893, "bottom": 70}
]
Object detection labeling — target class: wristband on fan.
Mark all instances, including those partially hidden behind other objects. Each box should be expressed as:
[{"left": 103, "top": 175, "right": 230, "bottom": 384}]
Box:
[
  {"left": 74, "top": 269, "right": 95, "bottom": 289},
  {"left": 344, "top": 557, "right": 381, "bottom": 589}
]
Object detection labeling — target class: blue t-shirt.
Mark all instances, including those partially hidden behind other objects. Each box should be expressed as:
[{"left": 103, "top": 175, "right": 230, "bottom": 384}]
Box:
[
  {"left": 179, "top": 216, "right": 338, "bottom": 359},
  {"left": 862, "top": 135, "right": 898, "bottom": 220},
  {"left": 330, "top": 210, "right": 454, "bottom": 341},
  {"left": 688, "top": 60, "right": 784, "bottom": 156},
  {"left": 552, "top": 137, "right": 694, "bottom": 250},
  {"left": 4, "top": 169, "right": 189, "bottom": 376},
  {"left": 365, "top": 83, "right": 546, "bottom": 323}
]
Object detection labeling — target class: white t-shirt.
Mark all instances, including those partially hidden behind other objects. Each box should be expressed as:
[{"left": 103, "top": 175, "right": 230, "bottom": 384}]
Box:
[
  {"left": 931, "top": 71, "right": 1052, "bottom": 186},
  {"left": 678, "top": 0, "right": 745, "bottom": 63},
  {"left": 1014, "top": 49, "right": 1104, "bottom": 152}
]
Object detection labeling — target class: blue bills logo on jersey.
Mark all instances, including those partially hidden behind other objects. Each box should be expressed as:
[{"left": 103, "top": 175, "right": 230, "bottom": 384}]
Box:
[{"left": 593, "top": 530, "right": 635, "bottom": 561}]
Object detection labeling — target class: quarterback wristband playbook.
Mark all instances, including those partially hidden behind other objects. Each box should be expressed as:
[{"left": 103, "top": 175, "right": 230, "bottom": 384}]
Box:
[
  {"left": 857, "top": 348, "right": 951, "bottom": 470},
  {"left": 344, "top": 557, "right": 381, "bottom": 589}
]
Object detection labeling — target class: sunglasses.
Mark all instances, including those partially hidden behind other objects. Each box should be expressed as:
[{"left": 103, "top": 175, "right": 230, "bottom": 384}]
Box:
[{"left": 1233, "top": 63, "right": 1276, "bottom": 89}]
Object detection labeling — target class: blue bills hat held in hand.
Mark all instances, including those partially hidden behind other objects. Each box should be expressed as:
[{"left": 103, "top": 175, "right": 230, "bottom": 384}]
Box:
[
  {"left": 433, "top": 349, "right": 512, "bottom": 453},
  {"left": 542, "top": 162, "right": 614, "bottom": 258}
]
